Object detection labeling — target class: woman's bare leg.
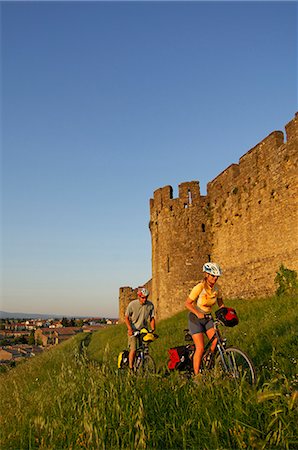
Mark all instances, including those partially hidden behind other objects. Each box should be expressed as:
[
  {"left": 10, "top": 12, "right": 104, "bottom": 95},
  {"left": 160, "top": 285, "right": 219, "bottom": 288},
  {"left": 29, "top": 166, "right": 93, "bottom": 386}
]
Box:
[
  {"left": 206, "top": 327, "right": 217, "bottom": 352},
  {"left": 192, "top": 332, "right": 204, "bottom": 375}
]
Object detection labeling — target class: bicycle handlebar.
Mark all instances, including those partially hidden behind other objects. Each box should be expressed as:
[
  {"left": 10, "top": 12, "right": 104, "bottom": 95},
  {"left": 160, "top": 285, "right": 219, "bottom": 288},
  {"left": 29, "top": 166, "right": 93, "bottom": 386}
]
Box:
[
  {"left": 133, "top": 330, "right": 159, "bottom": 342},
  {"left": 133, "top": 330, "right": 157, "bottom": 336}
]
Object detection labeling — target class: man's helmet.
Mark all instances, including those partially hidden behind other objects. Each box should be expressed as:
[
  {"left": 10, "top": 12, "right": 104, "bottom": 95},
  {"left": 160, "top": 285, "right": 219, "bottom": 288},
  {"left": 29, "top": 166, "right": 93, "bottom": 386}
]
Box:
[
  {"left": 203, "top": 262, "right": 222, "bottom": 276},
  {"left": 137, "top": 287, "right": 149, "bottom": 298}
]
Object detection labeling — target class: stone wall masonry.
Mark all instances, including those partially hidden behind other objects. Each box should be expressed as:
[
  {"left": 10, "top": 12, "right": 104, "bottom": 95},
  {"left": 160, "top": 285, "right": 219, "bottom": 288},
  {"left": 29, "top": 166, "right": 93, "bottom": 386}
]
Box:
[
  {"left": 208, "top": 115, "right": 298, "bottom": 299},
  {"left": 119, "top": 113, "right": 298, "bottom": 321}
]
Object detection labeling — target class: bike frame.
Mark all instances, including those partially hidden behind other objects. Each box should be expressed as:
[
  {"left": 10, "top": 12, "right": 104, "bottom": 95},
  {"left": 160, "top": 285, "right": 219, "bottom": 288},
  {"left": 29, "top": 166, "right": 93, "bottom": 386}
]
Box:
[
  {"left": 134, "top": 332, "right": 151, "bottom": 369},
  {"left": 185, "top": 319, "right": 227, "bottom": 371},
  {"left": 203, "top": 320, "right": 226, "bottom": 360}
]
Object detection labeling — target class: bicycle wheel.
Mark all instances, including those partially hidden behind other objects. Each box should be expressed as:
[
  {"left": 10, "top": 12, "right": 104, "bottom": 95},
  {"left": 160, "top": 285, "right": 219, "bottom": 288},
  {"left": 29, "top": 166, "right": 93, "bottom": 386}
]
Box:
[
  {"left": 140, "top": 354, "right": 156, "bottom": 375},
  {"left": 215, "top": 346, "right": 256, "bottom": 385}
]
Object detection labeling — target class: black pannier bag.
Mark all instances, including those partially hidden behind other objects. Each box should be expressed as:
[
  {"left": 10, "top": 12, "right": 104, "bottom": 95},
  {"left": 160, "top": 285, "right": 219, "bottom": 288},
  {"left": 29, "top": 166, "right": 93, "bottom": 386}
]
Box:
[
  {"left": 215, "top": 307, "right": 239, "bottom": 327},
  {"left": 117, "top": 350, "right": 129, "bottom": 369},
  {"left": 167, "top": 345, "right": 192, "bottom": 371}
]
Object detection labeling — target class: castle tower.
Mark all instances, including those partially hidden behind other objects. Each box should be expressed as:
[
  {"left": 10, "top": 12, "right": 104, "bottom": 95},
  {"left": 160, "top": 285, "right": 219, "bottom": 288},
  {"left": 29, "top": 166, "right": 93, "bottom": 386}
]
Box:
[{"left": 149, "top": 181, "right": 210, "bottom": 320}]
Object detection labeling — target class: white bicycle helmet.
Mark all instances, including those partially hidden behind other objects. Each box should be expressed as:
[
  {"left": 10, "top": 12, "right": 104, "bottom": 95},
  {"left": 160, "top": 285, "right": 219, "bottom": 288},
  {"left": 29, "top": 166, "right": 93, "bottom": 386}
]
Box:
[
  {"left": 137, "top": 287, "right": 149, "bottom": 297},
  {"left": 203, "top": 262, "right": 222, "bottom": 277}
]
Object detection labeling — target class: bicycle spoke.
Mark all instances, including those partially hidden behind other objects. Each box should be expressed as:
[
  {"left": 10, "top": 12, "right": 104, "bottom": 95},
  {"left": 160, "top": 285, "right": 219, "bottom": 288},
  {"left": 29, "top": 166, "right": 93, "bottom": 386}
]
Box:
[
  {"left": 142, "top": 354, "right": 156, "bottom": 375},
  {"left": 215, "top": 347, "right": 256, "bottom": 385}
]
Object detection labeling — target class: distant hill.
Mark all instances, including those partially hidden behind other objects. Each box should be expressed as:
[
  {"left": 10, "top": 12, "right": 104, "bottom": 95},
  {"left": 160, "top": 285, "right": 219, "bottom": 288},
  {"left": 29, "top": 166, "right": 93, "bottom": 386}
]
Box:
[
  {"left": 0, "top": 311, "right": 63, "bottom": 320},
  {"left": 0, "top": 311, "right": 117, "bottom": 320}
]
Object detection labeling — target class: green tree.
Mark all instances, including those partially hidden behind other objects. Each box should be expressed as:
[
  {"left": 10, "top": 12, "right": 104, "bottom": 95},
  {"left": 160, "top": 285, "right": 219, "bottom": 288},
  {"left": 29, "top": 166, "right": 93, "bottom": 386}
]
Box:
[
  {"left": 275, "top": 264, "right": 298, "bottom": 296},
  {"left": 61, "top": 317, "right": 69, "bottom": 327},
  {"left": 28, "top": 330, "right": 35, "bottom": 345},
  {"left": 13, "top": 336, "right": 27, "bottom": 344},
  {"left": 69, "top": 318, "right": 76, "bottom": 327}
]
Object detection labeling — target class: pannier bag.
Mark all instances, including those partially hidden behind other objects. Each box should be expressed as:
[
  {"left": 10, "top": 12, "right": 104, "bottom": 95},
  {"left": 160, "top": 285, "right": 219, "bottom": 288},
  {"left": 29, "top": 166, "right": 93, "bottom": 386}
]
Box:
[
  {"left": 118, "top": 350, "right": 129, "bottom": 369},
  {"left": 167, "top": 345, "right": 192, "bottom": 371},
  {"left": 215, "top": 307, "right": 239, "bottom": 327}
]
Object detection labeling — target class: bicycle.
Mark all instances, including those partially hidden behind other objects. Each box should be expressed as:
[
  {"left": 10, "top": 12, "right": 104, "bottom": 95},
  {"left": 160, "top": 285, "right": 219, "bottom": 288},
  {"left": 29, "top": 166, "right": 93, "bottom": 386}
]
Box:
[
  {"left": 167, "top": 308, "right": 256, "bottom": 385},
  {"left": 118, "top": 328, "right": 158, "bottom": 374}
]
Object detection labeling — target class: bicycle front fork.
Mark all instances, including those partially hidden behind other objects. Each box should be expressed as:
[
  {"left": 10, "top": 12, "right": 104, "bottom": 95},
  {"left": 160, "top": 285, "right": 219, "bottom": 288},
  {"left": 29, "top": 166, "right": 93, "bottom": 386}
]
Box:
[
  {"left": 216, "top": 343, "right": 229, "bottom": 371},
  {"left": 135, "top": 351, "right": 143, "bottom": 370}
]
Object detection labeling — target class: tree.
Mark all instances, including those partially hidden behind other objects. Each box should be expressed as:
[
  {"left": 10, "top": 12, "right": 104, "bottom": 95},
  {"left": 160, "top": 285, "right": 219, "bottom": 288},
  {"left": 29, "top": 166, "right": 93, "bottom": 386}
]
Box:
[
  {"left": 28, "top": 330, "right": 35, "bottom": 345},
  {"left": 275, "top": 264, "right": 298, "bottom": 297},
  {"left": 61, "top": 317, "right": 69, "bottom": 327}
]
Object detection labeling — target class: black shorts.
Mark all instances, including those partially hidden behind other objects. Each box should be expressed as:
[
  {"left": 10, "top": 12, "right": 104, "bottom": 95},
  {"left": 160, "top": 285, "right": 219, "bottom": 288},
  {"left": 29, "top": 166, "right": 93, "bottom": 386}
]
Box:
[{"left": 188, "top": 312, "right": 214, "bottom": 335}]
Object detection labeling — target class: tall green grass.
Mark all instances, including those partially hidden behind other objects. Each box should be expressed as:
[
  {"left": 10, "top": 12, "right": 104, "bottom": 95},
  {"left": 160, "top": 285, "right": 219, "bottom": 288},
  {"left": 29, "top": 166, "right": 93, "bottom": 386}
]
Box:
[{"left": 1, "top": 296, "right": 297, "bottom": 449}]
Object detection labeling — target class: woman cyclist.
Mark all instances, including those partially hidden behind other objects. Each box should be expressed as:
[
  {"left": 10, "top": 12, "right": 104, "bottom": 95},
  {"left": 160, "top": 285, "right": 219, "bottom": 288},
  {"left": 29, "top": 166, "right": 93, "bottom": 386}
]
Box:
[{"left": 185, "top": 262, "right": 225, "bottom": 378}]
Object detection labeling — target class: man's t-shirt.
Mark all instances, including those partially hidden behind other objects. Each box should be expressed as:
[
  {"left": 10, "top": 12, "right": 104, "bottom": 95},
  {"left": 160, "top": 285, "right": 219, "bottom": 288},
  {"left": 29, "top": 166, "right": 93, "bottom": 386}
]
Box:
[{"left": 125, "top": 299, "right": 155, "bottom": 331}]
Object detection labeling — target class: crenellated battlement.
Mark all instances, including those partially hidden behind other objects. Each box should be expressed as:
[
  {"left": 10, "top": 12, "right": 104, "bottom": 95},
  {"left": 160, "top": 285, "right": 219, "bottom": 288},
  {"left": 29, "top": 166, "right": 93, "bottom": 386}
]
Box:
[
  {"left": 285, "top": 112, "right": 298, "bottom": 142},
  {"left": 150, "top": 185, "right": 173, "bottom": 214},
  {"left": 119, "top": 113, "right": 298, "bottom": 322},
  {"left": 206, "top": 115, "right": 298, "bottom": 202},
  {"left": 208, "top": 131, "right": 285, "bottom": 195},
  {"left": 150, "top": 180, "right": 205, "bottom": 218},
  {"left": 178, "top": 181, "right": 202, "bottom": 206}
]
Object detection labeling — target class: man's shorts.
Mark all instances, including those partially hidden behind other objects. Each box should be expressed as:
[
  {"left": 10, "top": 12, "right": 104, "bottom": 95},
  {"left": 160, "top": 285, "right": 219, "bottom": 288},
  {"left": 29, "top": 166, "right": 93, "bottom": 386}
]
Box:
[
  {"left": 188, "top": 312, "right": 214, "bottom": 335},
  {"left": 128, "top": 335, "right": 138, "bottom": 351}
]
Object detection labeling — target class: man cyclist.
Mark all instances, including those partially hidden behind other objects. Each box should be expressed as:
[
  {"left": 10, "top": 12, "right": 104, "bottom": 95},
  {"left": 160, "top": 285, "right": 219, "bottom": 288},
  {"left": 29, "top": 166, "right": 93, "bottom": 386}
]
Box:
[{"left": 125, "top": 287, "right": 156, "bottom": 370}]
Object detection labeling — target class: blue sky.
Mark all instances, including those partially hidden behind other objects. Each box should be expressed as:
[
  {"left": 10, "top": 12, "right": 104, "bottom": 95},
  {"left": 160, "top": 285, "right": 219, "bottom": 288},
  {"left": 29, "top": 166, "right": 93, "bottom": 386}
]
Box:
[{"left": 1, "top": 1, "right": 297, "bottom": 317}]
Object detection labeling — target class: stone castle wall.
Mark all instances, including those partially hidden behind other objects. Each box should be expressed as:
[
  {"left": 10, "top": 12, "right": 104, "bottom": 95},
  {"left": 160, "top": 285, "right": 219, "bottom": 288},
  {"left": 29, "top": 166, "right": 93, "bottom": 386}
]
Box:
[
  {"left": 208, "top": 117, "right": 298, "bottom": 299},
  {"left": 119, "top": 113, "right": 298, "bottom": 321}
]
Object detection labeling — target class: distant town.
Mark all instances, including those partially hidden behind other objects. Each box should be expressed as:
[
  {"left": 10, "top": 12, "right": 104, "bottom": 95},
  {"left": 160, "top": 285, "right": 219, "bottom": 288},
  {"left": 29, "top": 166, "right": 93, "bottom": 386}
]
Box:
[{"left": 0, "top": 315, "right": 118, "bottom": 370}]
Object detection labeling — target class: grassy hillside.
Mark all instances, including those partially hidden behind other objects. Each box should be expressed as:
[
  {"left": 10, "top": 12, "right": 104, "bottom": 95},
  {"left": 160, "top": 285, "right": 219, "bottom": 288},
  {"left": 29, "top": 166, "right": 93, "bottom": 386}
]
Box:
[{"left": 1, "top": 296, "right": 297, "bottom": 449}]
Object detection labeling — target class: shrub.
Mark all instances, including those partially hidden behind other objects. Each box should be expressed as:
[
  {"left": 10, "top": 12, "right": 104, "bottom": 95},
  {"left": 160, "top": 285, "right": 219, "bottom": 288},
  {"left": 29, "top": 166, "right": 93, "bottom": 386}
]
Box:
[{"left": 275, "top": 264, "right": 298, "bottom": 297}]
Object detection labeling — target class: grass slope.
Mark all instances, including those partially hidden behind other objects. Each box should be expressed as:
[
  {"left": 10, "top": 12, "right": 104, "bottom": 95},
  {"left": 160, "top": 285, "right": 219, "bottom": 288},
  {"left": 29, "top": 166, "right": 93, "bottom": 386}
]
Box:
[{"left": 0, "top": 296, "right": 297, "bottom": 449}]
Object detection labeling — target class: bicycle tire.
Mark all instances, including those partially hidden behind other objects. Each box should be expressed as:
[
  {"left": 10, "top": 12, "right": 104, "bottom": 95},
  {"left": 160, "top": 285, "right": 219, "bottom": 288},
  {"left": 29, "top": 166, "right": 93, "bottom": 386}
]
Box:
[
  {"left": 138, "top": 354, "right": 156, "bottom": 375},
  {"left": 215, "top": 346, "right": 256, "bottom": 385}
]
